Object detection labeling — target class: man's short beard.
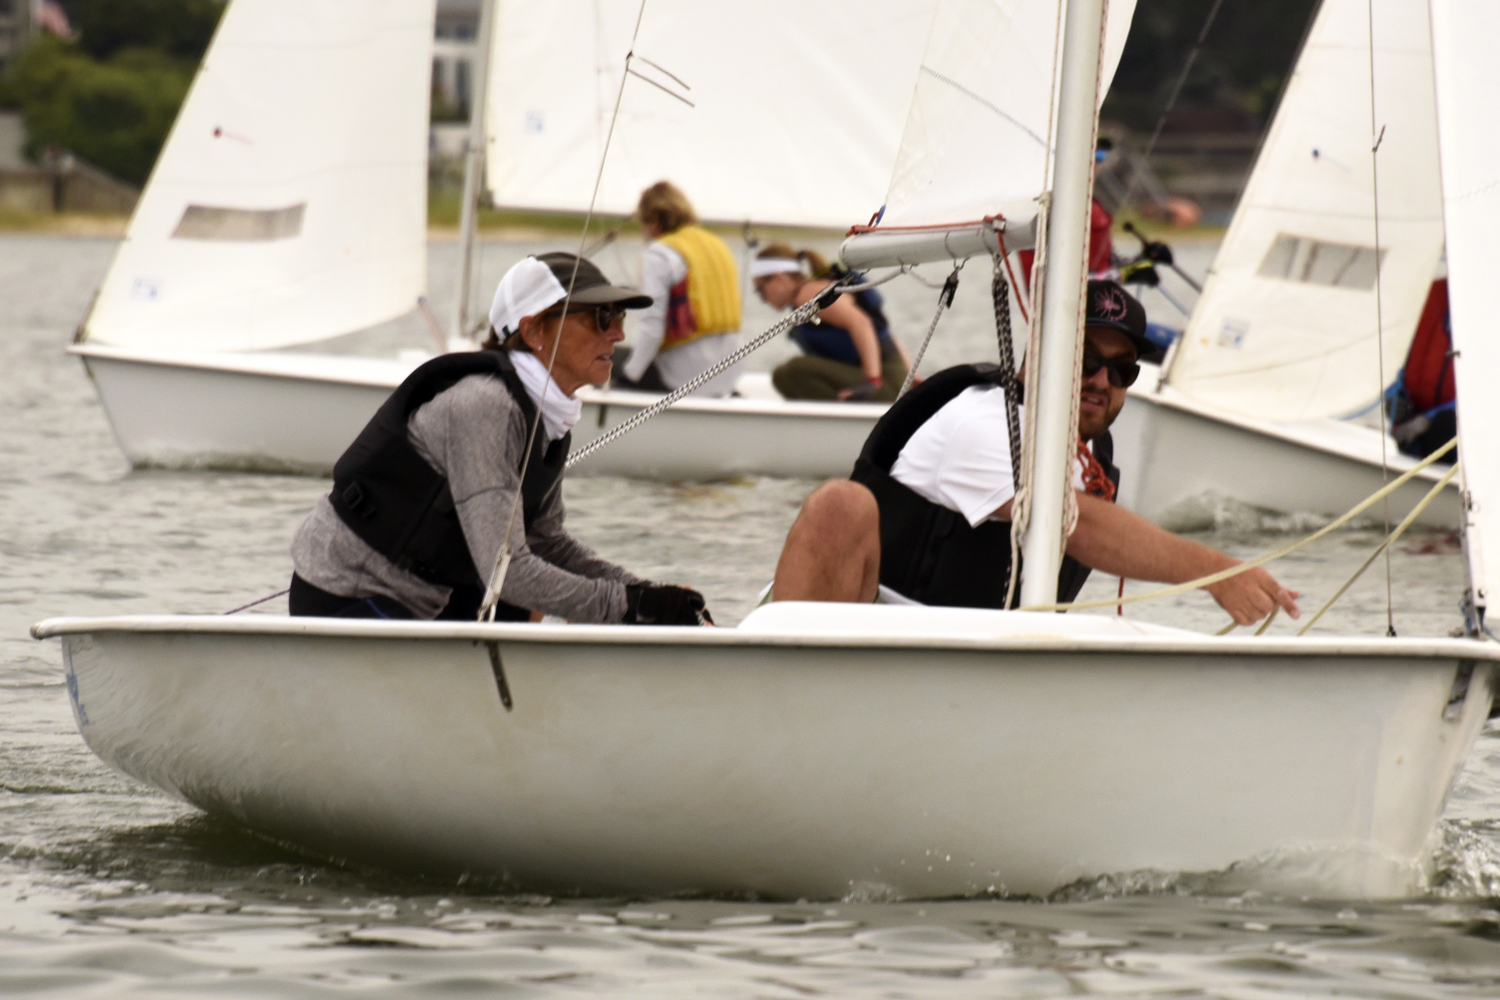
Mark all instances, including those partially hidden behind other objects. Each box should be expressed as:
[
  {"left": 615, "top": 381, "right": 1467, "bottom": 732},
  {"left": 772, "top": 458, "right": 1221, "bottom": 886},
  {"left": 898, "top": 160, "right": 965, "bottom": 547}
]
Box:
[{"left": 1079, "top": 398, "right": 1123, "bottom": 442}]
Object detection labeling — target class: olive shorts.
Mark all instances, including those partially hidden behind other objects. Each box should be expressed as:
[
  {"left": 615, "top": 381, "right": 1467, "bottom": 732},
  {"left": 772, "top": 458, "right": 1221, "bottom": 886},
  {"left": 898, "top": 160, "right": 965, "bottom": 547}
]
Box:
[{"left": 772, "top": 354, "right": 909, "bottom": 402}]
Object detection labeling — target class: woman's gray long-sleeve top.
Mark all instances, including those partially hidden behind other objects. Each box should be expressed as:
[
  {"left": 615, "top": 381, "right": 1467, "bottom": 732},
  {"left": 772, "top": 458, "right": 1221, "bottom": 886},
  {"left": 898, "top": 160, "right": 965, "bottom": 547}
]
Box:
[{"left": 291, "top": 373, "right": 640, "bottom": 621}]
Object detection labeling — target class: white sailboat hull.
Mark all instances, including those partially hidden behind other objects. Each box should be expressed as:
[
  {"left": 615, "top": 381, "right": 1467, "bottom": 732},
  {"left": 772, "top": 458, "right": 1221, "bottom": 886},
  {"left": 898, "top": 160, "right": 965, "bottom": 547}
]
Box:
[
  {"left": 77, "top": 345, "right": 1459, "bottom": 528},
  {"left": 34, "top": 605, "right": 1498, "bottom": 899},
  {"left": 1114, "top": 365, "right": 1460, "bottom": 528},
  {"left": 75, "top": 344, "right": 882, "bottom": 479}
]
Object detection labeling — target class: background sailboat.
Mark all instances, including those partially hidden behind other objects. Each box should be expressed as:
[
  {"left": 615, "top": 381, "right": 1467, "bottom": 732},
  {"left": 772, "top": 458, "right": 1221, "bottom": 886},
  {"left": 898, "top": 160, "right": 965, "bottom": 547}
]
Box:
[
  {"left": 70, "top": 0, "right": 941, "bottom": 478},
  {"left": 1109, "top": 0, "right": 1458, "bottom": 527}
]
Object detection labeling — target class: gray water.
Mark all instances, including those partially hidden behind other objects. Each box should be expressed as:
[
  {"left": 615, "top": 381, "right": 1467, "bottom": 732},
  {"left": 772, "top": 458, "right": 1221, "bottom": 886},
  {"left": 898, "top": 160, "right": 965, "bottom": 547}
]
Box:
[{"left": 3, "top": 233, "right": 1500, "bottom": 998}]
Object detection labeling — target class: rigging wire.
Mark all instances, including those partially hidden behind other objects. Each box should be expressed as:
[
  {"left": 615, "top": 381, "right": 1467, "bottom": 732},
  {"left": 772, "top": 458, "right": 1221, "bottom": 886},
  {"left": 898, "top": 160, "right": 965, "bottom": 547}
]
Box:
[
  {"left": 479, "top": 0, "right": 651, "bottom": 621},
  {"left": 566, "top": 280, "right": 852, "bottom": 469},
  {"left": 897, "top": 263, "right": 963, "bottom": 399},
  {"left": 1021, "top": 436, "right": 1457, "bottom": 614},
  {"left": 1367, "top": 0, "right": 1396, "bottom": 636},
  {"left": 1120, "top": 0, "right": 1227, "bottom": 207}
]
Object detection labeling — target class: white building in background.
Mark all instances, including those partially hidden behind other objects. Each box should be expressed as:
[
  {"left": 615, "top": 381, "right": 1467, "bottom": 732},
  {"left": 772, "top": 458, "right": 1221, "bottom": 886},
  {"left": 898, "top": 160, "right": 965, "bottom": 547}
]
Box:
[
  {"left": 430, "top": 0, "right": 480, "bottom": 164},
  {"left": 433, "top": 0, "right": 479, "bottom": 116}
]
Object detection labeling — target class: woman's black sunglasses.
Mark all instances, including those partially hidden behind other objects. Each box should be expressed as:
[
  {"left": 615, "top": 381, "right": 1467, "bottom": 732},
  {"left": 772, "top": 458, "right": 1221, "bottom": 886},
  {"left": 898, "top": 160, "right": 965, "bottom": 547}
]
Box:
[
  {"left": 541, "top": 302, "right": 626, "bottom": 332},
  {"left": 1082, "top": 348, "right": 1140, "bottom": 388}
]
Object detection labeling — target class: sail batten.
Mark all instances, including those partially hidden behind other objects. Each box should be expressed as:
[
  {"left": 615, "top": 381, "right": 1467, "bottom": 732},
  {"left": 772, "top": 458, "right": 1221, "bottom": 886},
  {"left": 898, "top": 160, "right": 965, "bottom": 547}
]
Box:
[
  {"left": 485, "top": 1, "right": 939, "bottom": 229},
  {"left": 838, "top": 0, "right": 1136, "bottom": 268},
  {"left": 84, "top": 0, "right": 435, "bottom": 354}
]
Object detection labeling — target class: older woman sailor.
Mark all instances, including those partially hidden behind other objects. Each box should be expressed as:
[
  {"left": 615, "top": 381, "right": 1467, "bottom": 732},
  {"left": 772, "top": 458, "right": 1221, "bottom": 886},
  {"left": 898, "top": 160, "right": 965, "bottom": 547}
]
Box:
[
  {"left": 289, "top": 252, "right": 712, "bottom": 625},
  {"left": 613, "top": 181, "right": 744, "bottom": 397},
  {"left": 753, "top": 245, "right": 912, "bottom": 402}
]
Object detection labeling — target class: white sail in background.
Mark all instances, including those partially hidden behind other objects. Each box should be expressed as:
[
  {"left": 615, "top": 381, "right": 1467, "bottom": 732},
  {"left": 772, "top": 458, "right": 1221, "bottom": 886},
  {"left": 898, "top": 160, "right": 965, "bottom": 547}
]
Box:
[
  {"left": 1166, "top": 0, "right": 1444, "bottom": 421},
  {"left": 1429, "top": 0, "right": 1498, "bottom": 615},
  {"left": 83, "top": 0, "right": 435, "bottom": 354},
  {"left": 875, "top": 0, "right": 1136, "bottom": 231},
  {"left": 485, "top": 0, "right": 938, "bottom": 228}
]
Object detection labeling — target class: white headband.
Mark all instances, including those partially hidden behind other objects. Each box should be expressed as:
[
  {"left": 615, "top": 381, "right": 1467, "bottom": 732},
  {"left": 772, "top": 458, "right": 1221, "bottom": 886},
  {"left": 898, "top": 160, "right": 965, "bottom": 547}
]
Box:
[
  {"left": 489, "top": 257, "right": 567, "bottom": 336},
  {"left": 750, "top": 257, "right": 803, "bottom": 280}
]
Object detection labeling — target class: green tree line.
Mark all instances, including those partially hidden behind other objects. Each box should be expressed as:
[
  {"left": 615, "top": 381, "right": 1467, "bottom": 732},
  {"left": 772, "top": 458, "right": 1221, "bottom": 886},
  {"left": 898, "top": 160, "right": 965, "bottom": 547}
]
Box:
[
  {"left": 1, "top": 0, "right": 224, "bottom": 186},
  {"left": 1104, "top": 0, "right": 1320, "bottom": 132},
  {"left": 1, "top": 0, "right": 1320, "bottom": 192}
]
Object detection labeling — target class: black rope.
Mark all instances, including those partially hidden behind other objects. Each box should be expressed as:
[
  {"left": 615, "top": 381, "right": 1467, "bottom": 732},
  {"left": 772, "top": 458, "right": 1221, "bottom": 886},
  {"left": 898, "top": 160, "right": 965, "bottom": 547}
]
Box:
[{"left": 992, "top": 257, "right": 1023, "bottom": 491}]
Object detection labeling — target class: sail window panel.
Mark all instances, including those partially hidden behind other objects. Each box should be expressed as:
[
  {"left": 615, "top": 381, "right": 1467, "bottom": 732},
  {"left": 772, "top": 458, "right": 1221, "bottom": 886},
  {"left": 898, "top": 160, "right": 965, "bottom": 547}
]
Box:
[
  {"left": 172, "top": 203, "right": 306, "bottom": 241},
  {"left": 1257, "top": 233, "right": 1386, "bottom": 290}
]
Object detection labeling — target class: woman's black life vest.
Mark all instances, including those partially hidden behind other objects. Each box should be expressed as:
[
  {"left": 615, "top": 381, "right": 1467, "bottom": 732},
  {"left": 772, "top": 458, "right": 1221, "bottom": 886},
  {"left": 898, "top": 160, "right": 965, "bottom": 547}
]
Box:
[
  {"left": 328, "top": 348, "right": 568, "bottom": 621},
  {"left": 848, "top": 364, "right": 1120, "bottom": 609}
]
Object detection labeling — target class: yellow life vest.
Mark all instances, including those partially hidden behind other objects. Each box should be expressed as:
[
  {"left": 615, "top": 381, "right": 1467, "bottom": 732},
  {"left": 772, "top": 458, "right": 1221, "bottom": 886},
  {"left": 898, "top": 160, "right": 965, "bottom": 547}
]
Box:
[{"left": 656, "top": 225, "right": 742, "bottom": 349}]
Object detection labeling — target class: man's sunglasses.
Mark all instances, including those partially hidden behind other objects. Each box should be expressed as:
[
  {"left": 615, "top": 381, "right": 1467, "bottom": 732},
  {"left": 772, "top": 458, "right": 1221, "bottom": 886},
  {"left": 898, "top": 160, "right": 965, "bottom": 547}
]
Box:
[
  {"left": 1082, "top": 348, "right": 1140, "bottom": 388},
  {"left": 540, "top": 302, "right": 627, "bottom": 332}
]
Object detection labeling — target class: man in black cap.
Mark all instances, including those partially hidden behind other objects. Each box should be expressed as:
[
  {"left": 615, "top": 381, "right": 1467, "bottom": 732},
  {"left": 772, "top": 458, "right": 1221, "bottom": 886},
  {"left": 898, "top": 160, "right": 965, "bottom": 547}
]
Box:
[
  {"left": 289, "top": 252, "right": 712, "bottom": 625},
  {"left": 772, "top": 280, "right": 1300, "bottom": 626}
]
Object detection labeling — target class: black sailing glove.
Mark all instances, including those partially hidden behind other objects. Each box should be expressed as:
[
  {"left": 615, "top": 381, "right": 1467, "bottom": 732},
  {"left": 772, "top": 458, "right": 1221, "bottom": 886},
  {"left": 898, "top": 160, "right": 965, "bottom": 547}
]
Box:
[{"left": 624, "top": 583, "right": 714, "bottom": 625}]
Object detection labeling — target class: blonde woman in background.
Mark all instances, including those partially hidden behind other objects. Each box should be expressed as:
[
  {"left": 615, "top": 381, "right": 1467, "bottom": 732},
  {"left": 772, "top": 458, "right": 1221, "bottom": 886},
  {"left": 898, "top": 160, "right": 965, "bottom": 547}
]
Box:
[
  {"left": 613, "top": 181, "right": 744, "bottom": 397},
  {"left": 752, "top": 245, "right": 911, "bottom": 402}
]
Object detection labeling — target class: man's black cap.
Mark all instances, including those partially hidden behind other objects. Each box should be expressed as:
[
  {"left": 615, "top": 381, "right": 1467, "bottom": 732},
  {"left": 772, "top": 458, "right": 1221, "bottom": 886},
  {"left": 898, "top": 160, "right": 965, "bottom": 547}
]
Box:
[
  {"left": 535, "top": 251, "right": 652, "bottom": 309},
  {"left": 1085, "top": 279, "right": 1158, "bottom": 362}
]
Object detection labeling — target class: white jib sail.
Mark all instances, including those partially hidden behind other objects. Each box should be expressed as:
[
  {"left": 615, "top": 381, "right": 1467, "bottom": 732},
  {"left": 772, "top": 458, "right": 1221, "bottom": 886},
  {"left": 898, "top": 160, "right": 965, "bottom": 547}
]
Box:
[
  {"left": 1429, "top": 0, "right": 1497, "bottom": 616},
  {"left": 82, "top": 0, "right": 436, "bottom": 354},
  {"left": 877, "top": 0, "right": 1135, "bottom": 231},
  {"left": 485, "top": 0, "right": 939, "bottom": 228},
  {"left": 1165, "top": 0, "right": 1444, "bottom": 421},
  {"left": 837, "top": 0, "right": 1135, "bottom": 268}
]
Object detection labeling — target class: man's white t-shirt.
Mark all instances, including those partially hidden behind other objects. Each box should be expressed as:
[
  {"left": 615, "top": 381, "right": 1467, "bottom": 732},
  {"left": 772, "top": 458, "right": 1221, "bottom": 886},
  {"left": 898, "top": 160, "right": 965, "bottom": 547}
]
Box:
[{"left": 888, "top": 384, "right": 1087, "bottom": 529}]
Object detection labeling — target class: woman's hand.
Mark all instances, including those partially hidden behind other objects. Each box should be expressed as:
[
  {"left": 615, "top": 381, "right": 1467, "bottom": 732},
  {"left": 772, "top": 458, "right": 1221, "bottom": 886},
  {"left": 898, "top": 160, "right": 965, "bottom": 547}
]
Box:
[{"left": 624, "top": 583, "right": 714, "bottom": 625}]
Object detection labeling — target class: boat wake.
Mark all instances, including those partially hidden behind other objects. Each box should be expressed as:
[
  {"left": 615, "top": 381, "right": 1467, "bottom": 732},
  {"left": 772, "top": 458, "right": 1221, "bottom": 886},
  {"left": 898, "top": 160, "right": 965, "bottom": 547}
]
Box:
[{"left": 1156, "top": 492, "right": 1354, "bottom": 535}]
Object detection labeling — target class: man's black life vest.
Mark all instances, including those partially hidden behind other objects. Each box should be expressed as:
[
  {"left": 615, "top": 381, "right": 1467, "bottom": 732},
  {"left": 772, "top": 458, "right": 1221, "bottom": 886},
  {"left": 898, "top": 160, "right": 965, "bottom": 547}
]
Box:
[
  {"left": 329, "top": 348, "right": 568, "bottom": 620},
  {"left": 848, "top": 364, "right": 1120, "bottom": 609}
]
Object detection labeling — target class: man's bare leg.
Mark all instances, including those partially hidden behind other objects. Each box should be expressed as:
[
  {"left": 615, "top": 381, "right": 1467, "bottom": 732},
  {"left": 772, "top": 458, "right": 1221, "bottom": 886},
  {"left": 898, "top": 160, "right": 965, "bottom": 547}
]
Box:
[{"left": 773, "top": 480, "right": 881, "bottom": 602}]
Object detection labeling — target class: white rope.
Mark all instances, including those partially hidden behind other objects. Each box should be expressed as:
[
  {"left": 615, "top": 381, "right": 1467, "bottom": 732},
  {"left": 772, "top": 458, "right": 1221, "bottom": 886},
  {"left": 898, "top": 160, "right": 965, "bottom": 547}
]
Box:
[
  {"left": 1056, "top": 0, "right": 1112, "bottom": 553},
  {"left": 566, "top": 281, "right": 852, "bottom": 470},
  {"left": 1022, "top": 436, "right": 1457, "bottom": 613},
  {"left": 1294, "top": 462, "right": 1461, "bottom": 635},
  {"left": 1006, "top": 0, "right": 1111, "bottom": 607},
  {"left": 1005, "top": 195, "right": 1048, "bottom": 611}
]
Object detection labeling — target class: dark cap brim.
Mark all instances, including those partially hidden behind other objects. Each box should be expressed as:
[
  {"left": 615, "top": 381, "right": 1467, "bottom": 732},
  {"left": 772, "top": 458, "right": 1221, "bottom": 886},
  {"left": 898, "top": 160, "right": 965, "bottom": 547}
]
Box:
[{"left": 567, "top": 284, "right": 653, "bottom": 309}]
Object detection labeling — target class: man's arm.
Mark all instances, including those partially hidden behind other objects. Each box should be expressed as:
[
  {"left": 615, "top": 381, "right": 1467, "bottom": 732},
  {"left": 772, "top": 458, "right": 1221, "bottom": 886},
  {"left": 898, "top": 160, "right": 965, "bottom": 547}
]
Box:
[{"left": 994, "top": 493, "right": 1300, "bottom": 625}]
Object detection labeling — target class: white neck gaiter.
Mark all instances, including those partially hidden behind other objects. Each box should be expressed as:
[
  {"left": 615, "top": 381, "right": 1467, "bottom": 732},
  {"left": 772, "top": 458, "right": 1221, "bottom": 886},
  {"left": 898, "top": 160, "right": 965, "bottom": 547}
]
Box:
[{"left": 507, "top": 349, "right": 583, "bottom": 443}]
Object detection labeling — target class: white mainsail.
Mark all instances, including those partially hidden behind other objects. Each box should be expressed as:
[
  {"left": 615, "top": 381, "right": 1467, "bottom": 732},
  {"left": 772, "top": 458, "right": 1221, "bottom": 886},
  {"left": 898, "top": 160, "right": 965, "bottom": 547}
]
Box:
[
  {"left": 1165, "top": 0, "right": 1444, "bottom": 421},
  {"left": 838, "top": 0, "right": 1136, "bottom": 267},
  {"left": 484, "top": 0, "right": 939, "bottom": 228},
  {"left": 81, "top": 0, "right": 435, "bottom": 354},
  {"left": 1428, "top": 0, "right": 1497, "bottom": 620}
]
